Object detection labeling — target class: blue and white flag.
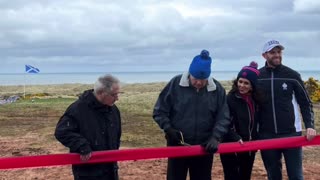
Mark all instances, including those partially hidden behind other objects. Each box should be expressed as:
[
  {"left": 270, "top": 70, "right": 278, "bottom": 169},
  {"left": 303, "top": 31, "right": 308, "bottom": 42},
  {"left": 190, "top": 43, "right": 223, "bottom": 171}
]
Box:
[{"left": 25, "top": 65, "right": 40, "bottom": 73}]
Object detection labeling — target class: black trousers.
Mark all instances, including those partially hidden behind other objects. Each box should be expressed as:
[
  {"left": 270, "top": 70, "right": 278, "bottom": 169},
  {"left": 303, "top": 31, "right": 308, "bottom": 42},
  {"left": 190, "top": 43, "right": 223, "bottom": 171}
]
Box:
[
  {"left": 167, "top": 154, "right": 213, "bottom": 180},
  {"left": 220, "top": 151, "right": 256, "bottom": 180},
  {"left": 74, "top": 171, "right": 118, "bottom": 180}
]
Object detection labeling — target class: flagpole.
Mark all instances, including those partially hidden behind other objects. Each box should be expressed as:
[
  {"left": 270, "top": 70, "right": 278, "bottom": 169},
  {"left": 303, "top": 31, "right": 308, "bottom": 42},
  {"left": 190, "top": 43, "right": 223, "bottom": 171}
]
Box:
[
  {"left": 24, "top": 65, "right": 40, "bottom": 99},
  {"left": 24, "top": 73, "right": 26, "bottom": 99}
]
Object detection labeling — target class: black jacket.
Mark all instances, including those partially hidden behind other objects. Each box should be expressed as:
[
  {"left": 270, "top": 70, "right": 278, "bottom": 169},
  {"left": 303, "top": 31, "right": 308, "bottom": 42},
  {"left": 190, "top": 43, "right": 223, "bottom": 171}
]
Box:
[
  {"left": 257, "top": 64, "right": 314, "bottom": 134},
  {"left": 153, "top": 72, "right": 231, "bottom": 144},
  {"left": 222, "top": 92, "right": 258, "bottom": 142},
  {"left": 55, "top": 89, "right": 121, "bottom": 177}
]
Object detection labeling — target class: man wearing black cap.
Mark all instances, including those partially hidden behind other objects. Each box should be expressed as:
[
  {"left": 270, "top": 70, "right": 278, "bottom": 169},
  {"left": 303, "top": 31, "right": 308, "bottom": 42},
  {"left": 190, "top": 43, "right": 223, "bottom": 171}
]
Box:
[
  {"left": 153, "top": 50, "right": 231, "bottom": 180},
  {"left": 257, "top": 40, "right": 317, "bottom": 180}
]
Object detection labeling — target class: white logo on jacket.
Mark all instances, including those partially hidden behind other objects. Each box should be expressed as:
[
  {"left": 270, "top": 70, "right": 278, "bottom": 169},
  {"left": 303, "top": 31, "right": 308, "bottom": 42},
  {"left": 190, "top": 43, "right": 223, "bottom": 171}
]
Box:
[{"left": 282, "top": 83, "right": 288, "bottom": 90}]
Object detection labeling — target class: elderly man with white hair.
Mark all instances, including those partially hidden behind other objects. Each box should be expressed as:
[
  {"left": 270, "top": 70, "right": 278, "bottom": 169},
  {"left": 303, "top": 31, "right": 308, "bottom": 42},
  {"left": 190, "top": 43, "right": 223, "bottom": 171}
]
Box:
[{"left": 55, "top": 74, "right": 122, "bottom": 180}]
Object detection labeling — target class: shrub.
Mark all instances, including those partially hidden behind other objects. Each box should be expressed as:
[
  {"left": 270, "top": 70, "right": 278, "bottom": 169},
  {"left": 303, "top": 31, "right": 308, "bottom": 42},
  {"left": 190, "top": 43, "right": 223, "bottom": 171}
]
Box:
[{"left": 304, "top": 77, "right": 320, "bottom": 103}]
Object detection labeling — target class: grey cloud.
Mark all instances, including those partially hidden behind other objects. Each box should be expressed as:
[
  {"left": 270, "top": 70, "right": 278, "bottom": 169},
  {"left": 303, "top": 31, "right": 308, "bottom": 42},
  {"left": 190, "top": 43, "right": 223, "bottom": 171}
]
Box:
[
  {"left": 293, "top": 0, "right": 320, "bottom": 14},
  {"left": 0, "top": 0, "right": 320, "bottom": 73}
]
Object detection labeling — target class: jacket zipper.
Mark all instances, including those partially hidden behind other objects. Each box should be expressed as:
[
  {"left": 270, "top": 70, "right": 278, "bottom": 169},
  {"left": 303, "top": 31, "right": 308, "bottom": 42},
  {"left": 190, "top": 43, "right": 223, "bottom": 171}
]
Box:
[
  {"left": 194, "top": 90, "right": 199, "bottom": 143},
  {"left": 271, "top": 71, "right": 278, "bottom": 133},
  {"left": 247, "top": 104, "right": 253, "bottom": 156},
  {"left": 246, "top": 105, "right": 253, "bottom": 141}
]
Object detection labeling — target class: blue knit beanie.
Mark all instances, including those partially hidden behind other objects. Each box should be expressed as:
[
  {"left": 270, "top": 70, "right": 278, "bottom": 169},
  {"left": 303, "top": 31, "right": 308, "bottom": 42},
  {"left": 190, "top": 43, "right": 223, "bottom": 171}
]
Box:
[
  {"left": 189, "top": 50, "right": 212, "bottom": 79},
  {"left": 237, "top": 61, "right": 260, "bottom": 88}
]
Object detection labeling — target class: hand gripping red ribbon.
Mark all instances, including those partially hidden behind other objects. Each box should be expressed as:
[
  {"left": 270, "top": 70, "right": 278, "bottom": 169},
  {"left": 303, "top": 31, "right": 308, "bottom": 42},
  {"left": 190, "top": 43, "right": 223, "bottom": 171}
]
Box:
[{"left": 0, "top": 135, "right": 319, "bottom": 170}]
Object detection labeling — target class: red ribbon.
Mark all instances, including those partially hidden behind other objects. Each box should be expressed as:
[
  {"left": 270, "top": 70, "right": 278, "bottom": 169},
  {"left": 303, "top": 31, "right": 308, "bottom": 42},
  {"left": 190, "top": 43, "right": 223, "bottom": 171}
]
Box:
[{"left": 0, "top": 135, "right": 319, "bottom": 170}]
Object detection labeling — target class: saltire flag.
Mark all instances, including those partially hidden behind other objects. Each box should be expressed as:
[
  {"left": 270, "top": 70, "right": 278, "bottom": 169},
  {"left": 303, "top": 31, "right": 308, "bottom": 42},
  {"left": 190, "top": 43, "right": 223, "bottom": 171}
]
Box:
[{"left": 25, "top": 65, "right": 40, "bottom": 73}]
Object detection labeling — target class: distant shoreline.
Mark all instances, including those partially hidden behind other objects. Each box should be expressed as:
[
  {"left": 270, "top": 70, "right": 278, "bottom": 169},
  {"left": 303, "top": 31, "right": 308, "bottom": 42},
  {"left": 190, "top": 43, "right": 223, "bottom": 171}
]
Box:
[
  {"left": 0, "top": 70, "right": 319, "bottom": 75},
  {"left": 0, "top": 71, "right": 319, "bottom": 86}
]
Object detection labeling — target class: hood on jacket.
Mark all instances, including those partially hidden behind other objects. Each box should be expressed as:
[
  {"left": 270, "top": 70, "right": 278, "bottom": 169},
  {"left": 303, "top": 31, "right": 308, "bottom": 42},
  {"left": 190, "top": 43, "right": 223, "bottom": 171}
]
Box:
[{"left": 79, "top": 89, "right": 112, "bottom": 110}]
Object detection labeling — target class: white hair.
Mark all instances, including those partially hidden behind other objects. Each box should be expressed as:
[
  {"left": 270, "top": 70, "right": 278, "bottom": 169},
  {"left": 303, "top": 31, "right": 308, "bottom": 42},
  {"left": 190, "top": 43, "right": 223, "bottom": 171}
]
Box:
[{"left": 93, "top": 74, "right": 119, "bottom": 95}]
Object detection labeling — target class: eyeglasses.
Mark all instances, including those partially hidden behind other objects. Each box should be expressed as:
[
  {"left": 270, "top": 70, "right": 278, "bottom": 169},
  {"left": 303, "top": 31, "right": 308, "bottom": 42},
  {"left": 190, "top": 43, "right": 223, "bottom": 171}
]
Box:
[{"left": 106, "top": 92, "right": 124, "bottom": 98}]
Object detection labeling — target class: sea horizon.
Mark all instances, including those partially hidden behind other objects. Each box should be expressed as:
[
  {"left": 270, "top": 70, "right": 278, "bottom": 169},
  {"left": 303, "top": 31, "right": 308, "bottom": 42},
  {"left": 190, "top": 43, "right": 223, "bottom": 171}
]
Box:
[{"left": 0, "top": 70, "right": 319, "bottom": 86}]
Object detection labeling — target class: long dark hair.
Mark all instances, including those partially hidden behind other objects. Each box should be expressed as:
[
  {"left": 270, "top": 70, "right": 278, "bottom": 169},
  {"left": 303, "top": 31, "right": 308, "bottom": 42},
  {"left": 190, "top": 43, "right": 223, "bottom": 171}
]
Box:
[{"left": 229, "top": 78, "right": 265, "bottom": 104}]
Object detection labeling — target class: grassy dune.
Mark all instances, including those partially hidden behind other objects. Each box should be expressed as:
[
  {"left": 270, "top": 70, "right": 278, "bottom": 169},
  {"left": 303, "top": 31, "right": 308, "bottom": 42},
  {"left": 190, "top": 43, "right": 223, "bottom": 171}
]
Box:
[
  {"left": 0, "top": 84, "right": 93, "bottom": 97},
  {"left": 0, "top": 82, "right": 206, "bottom": 148},
  {"left": 0, "top": 82, "right": 320, "bottom": 179},
  {"left": 0, "top": 81, "right": 319, "bottom": 148}
]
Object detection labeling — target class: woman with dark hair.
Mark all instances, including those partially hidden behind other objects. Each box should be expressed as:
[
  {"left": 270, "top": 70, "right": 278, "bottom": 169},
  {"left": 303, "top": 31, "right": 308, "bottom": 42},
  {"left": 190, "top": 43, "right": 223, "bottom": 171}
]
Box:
[{"left": 220, "top": 61, "right": 261, "bottom": 180}]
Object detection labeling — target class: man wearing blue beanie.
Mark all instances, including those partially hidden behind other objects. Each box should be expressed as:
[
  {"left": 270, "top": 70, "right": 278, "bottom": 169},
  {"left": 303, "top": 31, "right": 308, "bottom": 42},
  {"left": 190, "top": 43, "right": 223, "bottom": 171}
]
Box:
[
  {"left": 189, "top": 49, "right": 212, "bottom": 80},
  {"left": 153, "top": 50, "right": 231, "bottom": 180}
]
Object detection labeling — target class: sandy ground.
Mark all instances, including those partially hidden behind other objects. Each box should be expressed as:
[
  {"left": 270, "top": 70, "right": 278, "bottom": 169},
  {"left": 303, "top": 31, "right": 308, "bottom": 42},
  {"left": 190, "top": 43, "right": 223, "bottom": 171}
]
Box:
[{"left": 0, "top": 134, "right": 320, "bottom": 180}]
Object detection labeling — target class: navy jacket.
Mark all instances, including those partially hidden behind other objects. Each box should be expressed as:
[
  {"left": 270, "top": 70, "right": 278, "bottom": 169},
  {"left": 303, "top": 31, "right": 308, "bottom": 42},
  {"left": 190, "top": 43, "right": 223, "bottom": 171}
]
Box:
[
  {"left": 257, "top": 64, "right": 314, "bottom": 134},
  {"left": 153, "top": 72, "right": 231, "bottom": 145},
  {"left": 222, "top": 92, "right": 259, "bottom": 142}
]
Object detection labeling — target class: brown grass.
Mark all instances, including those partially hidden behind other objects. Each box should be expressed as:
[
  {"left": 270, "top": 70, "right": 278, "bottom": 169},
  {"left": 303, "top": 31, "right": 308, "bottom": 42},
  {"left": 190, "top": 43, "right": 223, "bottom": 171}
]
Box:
[{"left": 0, "top": 82, "right": 319, "bottom": 179}]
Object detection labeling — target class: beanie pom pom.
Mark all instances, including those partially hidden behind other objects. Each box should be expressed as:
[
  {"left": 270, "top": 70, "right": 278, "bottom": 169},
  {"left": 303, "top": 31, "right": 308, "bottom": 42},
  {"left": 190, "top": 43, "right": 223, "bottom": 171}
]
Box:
[
  {"left": 200, "top": 50, "right": 210, "bottom": 59},
  {"left": 249, "top": 61, "right": 258, "bottom": 69}
]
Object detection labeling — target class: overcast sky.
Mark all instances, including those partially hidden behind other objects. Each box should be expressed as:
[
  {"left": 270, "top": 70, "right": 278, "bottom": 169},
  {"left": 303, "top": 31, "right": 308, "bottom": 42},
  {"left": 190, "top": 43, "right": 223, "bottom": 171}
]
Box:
[{"left": 1, "top": 0, "right": 320, "bottom": 73}]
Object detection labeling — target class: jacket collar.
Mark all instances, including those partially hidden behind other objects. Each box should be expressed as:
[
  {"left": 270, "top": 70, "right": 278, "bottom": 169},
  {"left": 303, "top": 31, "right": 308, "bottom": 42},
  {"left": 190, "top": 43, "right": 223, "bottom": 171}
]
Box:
[
  {"left": 179, "top": 71, "right": 216, "bottom": 92},
  {"left": 265, "top": 62, "right": 283, "bottom": 71},
  {"left": 81, "top": 89, "right": 112, "bottom": 111}
]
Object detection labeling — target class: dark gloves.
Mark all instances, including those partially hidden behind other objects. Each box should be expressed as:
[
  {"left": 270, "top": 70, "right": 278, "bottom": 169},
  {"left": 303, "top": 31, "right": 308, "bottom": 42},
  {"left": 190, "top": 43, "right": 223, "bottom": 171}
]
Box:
[
  {"left": 79, "top": 144, "right": 92, "bottom": 155},
  {"left": 165, "top": 128, "right": 182, "bottom": 146},
  {"left": 201, "top": 137, "right": 219, "bottom": 154}
]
